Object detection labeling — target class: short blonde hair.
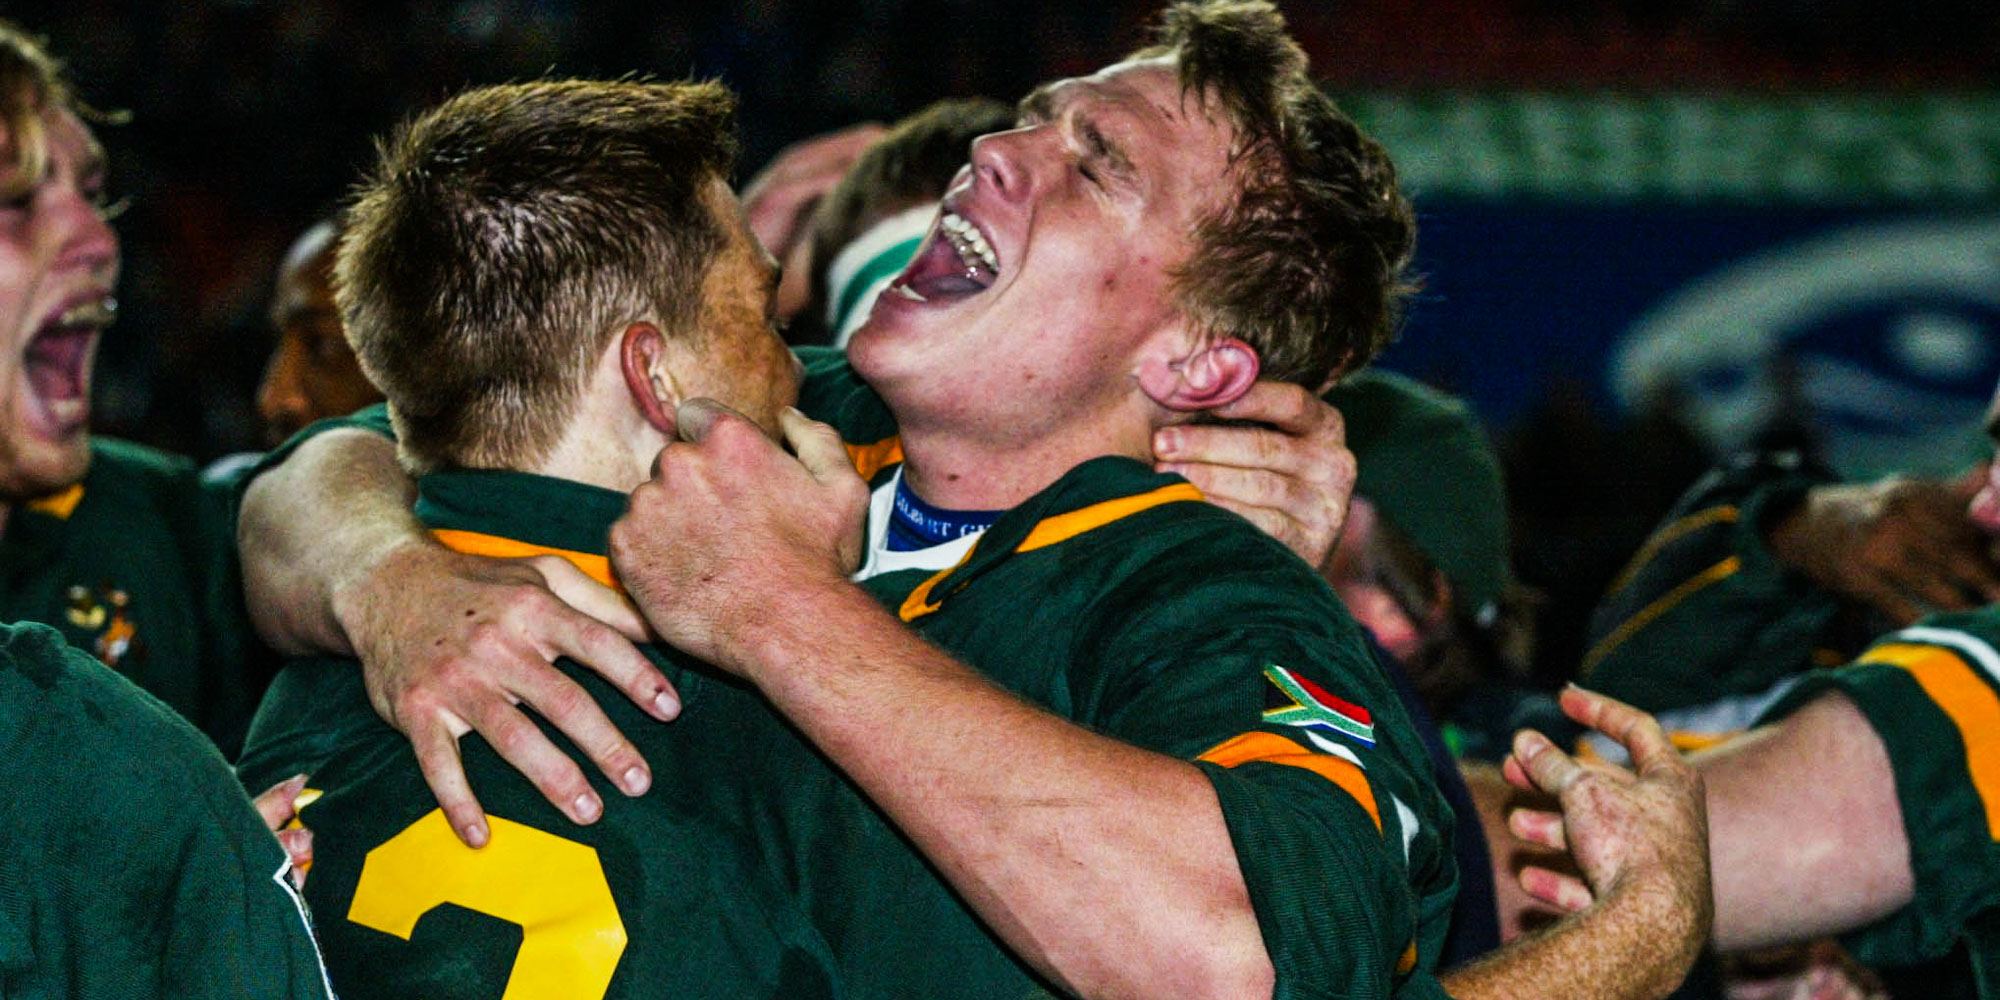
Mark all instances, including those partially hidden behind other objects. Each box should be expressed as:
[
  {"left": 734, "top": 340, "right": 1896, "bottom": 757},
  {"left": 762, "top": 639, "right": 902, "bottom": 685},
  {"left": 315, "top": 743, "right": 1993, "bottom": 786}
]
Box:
[{"left": 0, "top": 20, "right": 73, "bottom": 202}]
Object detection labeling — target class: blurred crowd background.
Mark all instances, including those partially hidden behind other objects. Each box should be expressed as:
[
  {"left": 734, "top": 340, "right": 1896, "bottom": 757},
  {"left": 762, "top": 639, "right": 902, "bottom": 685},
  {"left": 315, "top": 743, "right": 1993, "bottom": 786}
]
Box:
[{"left": 28, "top": 0, "right": 2000, "bottom": 682}]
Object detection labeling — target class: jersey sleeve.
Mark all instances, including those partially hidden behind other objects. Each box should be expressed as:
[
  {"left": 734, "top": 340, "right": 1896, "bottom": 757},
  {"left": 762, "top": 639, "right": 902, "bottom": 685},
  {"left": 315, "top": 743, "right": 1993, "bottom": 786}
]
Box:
[
  {"left": 1757, "top": 609, "right": 2000, "bottom": 970},
  {"left": 1078, "top": 546, "right": 1458, "bottom": 999},
  {"left": 1583, "top": 450, "right": 1847, "bottom": 713}
]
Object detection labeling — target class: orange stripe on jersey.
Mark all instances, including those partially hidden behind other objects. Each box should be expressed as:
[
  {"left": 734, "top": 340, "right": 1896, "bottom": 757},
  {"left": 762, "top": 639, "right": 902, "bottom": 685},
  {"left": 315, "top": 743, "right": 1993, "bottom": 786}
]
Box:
[
  {"left": 845, "top": 436, "right": 904, "bottom": 481},
  {"left": 430, "top": 529, "right": 620, "bottom": 592},
  {"left": 1198, "top": 731, "right": 1381, "bottom": 831},
  {"left": 1396, "top": 940, "right": 1417, "bottom": 975},
  {"left": 26, "top": 483, "right": 84, "bottom": 520},
  {"left": 1859, "top": 642, "right": 2000, "bottom": 838},
  {"left": 1018, "top": 483, "right": 1205, "bottom": 553},
  {"left": 898, "top": 543, "right": 977, "bottom": 623}
]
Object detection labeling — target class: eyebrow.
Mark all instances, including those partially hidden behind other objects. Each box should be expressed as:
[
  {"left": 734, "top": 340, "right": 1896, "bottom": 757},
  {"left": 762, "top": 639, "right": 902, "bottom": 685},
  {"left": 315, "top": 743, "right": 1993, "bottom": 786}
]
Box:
[
  {"left": 1016, "top": 85, "right": 1056, "bottom": 126},
  {"left": 1079, "top": 118, "right": 1136, "bottom": 181}
]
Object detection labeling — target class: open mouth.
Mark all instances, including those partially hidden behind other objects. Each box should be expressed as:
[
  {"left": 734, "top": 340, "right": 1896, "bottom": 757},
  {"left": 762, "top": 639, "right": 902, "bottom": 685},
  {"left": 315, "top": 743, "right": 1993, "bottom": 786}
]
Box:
[
  {"left": 885, "top": 210, "right": 1000, "bottom": 304},
  {"left": 21, "top": 295, "right": 113, "bottom": 436}
]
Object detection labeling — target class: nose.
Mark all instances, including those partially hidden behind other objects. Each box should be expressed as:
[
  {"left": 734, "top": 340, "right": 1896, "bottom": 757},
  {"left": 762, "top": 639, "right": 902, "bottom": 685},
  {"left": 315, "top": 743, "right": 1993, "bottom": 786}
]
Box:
[
  {"left": 258, "top": 337, "right": 311, "bottom": 443},
  {"left": 57, "top": 191, "right": 119, "bottom": 278},
  {"left": 969, "top": 126, "right": 1040, "bottom": 204}
]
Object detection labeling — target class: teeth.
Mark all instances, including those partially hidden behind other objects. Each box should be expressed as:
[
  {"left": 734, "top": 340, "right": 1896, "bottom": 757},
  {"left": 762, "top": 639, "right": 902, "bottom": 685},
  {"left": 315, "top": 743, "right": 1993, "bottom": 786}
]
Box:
[
  {"left": 56, "top": 296, "right": 117, "bottom": 329},
  {"left": 939, "top": 213, "right": 999, "bottom": 274},
  {"left": 888, "top": 282, "right": 927, "bottom": 303}
]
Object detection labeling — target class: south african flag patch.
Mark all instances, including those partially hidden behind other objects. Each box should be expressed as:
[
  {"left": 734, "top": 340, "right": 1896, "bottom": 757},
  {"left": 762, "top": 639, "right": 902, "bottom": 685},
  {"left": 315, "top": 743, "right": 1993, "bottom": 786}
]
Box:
[{"left": 1262, "top": 665, "right": 1374, "bottom": 746}]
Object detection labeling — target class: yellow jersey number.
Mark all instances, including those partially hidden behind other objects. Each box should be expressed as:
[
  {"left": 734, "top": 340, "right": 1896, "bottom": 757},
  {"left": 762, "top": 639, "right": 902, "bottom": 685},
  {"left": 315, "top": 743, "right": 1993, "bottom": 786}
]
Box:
[{"left": 347, "top": 809, "right": 628, "bottom": 999}]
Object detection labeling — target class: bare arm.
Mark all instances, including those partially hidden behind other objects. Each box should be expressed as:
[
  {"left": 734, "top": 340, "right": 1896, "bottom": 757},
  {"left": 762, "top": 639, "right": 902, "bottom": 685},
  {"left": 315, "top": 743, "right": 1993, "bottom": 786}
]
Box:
[
  {"left": 612, "top": 403, "right": 1273, "bottom": 1000},
  {"left": 236, "top": 428, "right": 676, "bottom": 845},
  {"left": 1443, "top": 688, "right": 1712, "bottom": 1000},
  {"left": 1693, "top": 691, "right": 1914, "bottom": 952},
  {"left": 239, "top": 428, "right": 418, "bottom": 657}
]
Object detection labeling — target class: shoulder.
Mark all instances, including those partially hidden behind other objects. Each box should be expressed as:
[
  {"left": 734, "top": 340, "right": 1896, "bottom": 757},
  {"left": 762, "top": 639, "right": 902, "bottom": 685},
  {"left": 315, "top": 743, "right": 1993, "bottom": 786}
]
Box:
[{"left": 0, "top": 621, "right": 243, "bottom": 821}]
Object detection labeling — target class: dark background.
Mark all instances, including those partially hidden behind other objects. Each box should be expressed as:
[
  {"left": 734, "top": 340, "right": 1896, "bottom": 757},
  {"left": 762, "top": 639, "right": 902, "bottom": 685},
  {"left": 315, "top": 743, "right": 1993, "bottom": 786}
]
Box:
[{"left": 17, "top": 0, "right": 1998, "bottom": 680}]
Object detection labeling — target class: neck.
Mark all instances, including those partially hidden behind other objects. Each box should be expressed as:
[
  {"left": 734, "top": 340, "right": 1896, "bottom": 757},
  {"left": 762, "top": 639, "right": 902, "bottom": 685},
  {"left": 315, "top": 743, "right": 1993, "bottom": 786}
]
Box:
[
  {"left": 895, "top": 410, "right": 1156, "bottom": 511},
  {"left": 527, "top": 399, "right": 664, "bottom": 495}
]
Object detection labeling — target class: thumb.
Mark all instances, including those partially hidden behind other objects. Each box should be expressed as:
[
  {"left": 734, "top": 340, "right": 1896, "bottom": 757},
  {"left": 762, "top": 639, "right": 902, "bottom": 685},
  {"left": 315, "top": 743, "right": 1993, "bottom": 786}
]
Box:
[
  {"left": 781, "top": 406, "right": 857, "bottom": 487},
  {"left": 675, "top": 398, "right": 744, "bottom": 443}
]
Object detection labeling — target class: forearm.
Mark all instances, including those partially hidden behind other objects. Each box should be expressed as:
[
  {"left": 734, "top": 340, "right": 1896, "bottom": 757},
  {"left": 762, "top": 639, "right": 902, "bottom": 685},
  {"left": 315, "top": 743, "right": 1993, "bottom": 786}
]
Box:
[
  {"left": 1442, "top": 884, "right": 1696, "bottom": 1000},
  {"left": 237, "top": 428, "right": 423, "bottom": 656},
  {"left": 724, "top": 582, "right": 1272, "bottom": 1000},
  {"left": 1695, "top": 693, "right": 1912, "bottom": 952}
]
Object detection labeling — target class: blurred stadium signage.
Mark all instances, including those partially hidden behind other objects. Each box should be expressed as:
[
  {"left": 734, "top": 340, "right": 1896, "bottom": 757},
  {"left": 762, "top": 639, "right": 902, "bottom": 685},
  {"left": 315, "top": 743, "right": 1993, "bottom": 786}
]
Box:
[
  {"left": 1346, "top": 93, "right": 2000, "bottom": 202},
  {"left": 1348, "top": 93, "right": 2000, "bottom": 478}
]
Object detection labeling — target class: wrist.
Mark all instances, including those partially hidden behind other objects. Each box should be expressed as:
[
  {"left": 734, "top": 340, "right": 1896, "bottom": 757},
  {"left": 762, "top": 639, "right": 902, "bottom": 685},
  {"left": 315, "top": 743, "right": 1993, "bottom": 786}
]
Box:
[
  {"left": 712, "top": 570, "right": 878, "bottom": 689},
  {"left": 328, "top": 534, "right": 439, "bottom": 659}
]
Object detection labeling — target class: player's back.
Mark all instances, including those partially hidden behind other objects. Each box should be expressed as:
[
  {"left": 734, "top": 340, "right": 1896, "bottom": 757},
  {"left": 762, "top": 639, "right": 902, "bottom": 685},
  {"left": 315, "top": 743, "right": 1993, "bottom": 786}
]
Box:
[{"left": 240, "top": 648, "right": 841, "bottom": 999}]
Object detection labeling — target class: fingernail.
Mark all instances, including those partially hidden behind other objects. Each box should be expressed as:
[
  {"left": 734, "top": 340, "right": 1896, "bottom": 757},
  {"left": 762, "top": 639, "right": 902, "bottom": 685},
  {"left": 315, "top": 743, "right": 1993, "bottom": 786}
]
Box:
[
  {"left": 653, "top": 690, "right": 680, "bottom": 719},
  {"left": 574, "top": 792, "right": 602, "bottom": 822},
  {"left": 1154, "top": 428, "right": 1180, "bottom": 457},
  {"left": 461, "top": 821, "right": 489, "bottom": 848},
  {"left": 621, "top": 766, "right": 650, "bottom": 796}
]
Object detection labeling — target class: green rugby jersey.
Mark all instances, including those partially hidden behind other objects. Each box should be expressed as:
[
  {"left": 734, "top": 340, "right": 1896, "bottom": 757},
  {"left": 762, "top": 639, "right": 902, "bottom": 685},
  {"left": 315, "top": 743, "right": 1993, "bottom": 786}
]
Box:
[
  {"left": 0, "top": 437, "right": 272, "bottom": 756},
  {"left": 1759, "top": 606, "right": 2000, "bottom": 994},
  {"left": 803, "top": 349, "right": 1461, "bottom": 999},
  {"left": 1584, "top": 451, "right": 1868, "bottom": 715},
  {"left": 247, "top": 352, "right": 1459, "bottom": 998},
  {"left": 237, "top": 468, "right": 845, "bottom": 999},
  {"left": 0, "top": 619, "right": 331, "bottom": 998}
]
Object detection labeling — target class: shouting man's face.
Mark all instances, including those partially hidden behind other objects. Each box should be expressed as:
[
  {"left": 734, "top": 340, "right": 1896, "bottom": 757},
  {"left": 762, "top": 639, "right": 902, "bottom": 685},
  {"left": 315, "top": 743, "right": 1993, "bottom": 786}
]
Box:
[{"left": 0, "top": 105, "right": 117, "bottom": 500}]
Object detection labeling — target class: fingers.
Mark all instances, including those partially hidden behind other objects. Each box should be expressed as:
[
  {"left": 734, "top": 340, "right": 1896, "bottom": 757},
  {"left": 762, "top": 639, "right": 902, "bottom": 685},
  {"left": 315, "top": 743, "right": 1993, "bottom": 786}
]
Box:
[
  {"left": 1557, "top": 685, "right": 1679, "bottom": 777},
  {"left": 1510, "top": 727, "right": 1588, "bottom": 797},
  {"left": 526, "top": 554, "right": 655, "bottom": 643},
  {"left": 782, "top": 407, "right": 858, "bottom": 487},
  {"left": 504, "top": 648, "right": 657, "bottom": 797},
  {"left": 253, "top": 773, "right": 310, "bottom": 831},
  {"left": 1508, "top": 806, "right": 1568, "bottom": 852},
  {"left": 468, "top": 689, "right": 604, "bottom": 828},
  {"left": 276, "top": 827, "right": 314, "bottom": 885},
  {"left": 1211, "top": 380, "right": 1336, "bottom": 437},
  {"left": 410, "top": 719, "right": 490, "bottom": 848},
  {"left": 1156, "top": 421, "right": 1310, "bottom": 477},
  {"left": 1519, "top": 865, "right": 1595, "bottom": 912}
]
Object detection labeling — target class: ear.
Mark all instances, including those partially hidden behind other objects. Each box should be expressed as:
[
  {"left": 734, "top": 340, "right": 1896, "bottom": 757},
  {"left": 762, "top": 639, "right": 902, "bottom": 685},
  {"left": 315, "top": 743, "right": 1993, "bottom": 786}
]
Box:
[
  {"left": 619, "top": 322, "right": 680, "bottom": 434},
  {"left": 1137, "top": 335, "right": 1261, "bottom": 412}
]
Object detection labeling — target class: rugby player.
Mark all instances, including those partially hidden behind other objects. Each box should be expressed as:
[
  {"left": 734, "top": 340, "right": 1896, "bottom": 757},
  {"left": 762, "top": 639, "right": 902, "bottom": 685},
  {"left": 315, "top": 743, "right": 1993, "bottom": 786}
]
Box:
[
  {"left": 237, "top": 4, "right": 1712, "bottom": 997},
  {"left": 0, "top": 18, "right": 271, "bottom": 755}
]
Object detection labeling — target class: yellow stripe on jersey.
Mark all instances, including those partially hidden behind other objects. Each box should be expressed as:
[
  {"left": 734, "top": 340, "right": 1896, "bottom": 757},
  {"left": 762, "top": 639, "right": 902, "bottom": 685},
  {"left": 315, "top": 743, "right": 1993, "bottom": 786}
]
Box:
[
  {"left": 844, "top": 436, "right": 904, "bottom": 481},
  {"left": 26, "top": 483, "right": 84, "bottom": 520},
  {"left": 1602, "top": 504, "right": 1739, "bottom": 598},
  {"left": 898, "top": 544, "right": 977, "bottom": 622},
  {"left": 1018, "top": 483, "right": 1205, "bottom": 552},
  {"left": 1199, "top": 731, "right": 1381, "bottom": 832},
  {"left": 1581, "top": 557, "right": 1740, "bottom": 677},
  {"left": 1396, "top": 940, "right": 1417, "bottom": 975},
  {"left": 431, "top": 529, "right": 620, "bottom": 592},
  {"left": 898, "top": 483, "right": 1205, "bottom": 622},
  {"left": 1857, "top": 641, "right": 2000, "bottom": 839}
]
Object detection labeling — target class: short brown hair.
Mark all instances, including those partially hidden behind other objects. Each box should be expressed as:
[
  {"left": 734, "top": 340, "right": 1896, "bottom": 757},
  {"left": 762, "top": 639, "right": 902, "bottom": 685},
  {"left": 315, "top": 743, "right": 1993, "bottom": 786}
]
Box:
[
  {"left": 0, "top": 20, "right": 103, "bottom": 202},
  {"left": 338, "top": 78, "right": 739, "bottom": 473},
  {"left": 1131, "top": 0, "right": 1416, "bottom": 390}
]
